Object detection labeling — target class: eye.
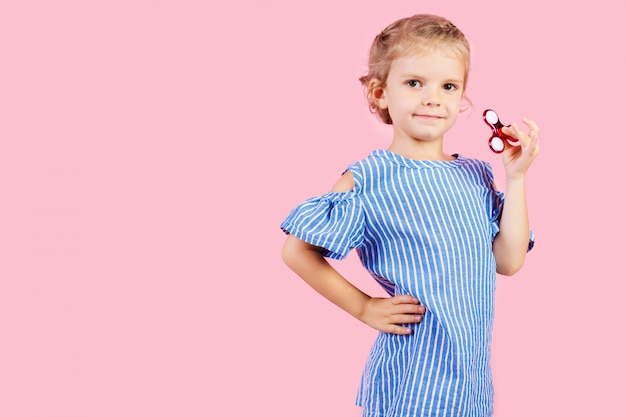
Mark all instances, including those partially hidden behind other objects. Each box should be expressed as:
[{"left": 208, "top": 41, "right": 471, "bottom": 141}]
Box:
[
  {"left": 443, "top": 83, "right": 458, "bottom": 91},
  {"left": 406, "top": 80, "right": 422, "bottom": 88}
]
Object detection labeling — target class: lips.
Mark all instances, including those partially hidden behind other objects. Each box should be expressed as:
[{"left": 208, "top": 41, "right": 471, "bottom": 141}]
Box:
[{"left": 414, "top": 114, "right": 443, "bottom": 119}]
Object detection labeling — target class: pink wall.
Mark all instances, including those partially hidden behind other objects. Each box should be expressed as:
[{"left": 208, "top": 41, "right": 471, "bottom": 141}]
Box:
[{"left": 1, "top": 1, "right": 624, "bottom": 416}]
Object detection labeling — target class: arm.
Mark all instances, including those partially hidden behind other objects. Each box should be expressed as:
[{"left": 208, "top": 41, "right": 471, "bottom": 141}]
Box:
[
  {"left": 492, "top": 119, "right": 540, "bottom": 275},
  {"left": 281, "top": 171, "right": 426, "bottom": 335},
  {"left": 281, "top": 235, "right": 424, "bottom": 334}
]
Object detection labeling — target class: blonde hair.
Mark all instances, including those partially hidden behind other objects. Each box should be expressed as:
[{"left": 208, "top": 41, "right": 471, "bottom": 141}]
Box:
[{"left": 359, "top": 14, "right": 471, "bottom": 124}]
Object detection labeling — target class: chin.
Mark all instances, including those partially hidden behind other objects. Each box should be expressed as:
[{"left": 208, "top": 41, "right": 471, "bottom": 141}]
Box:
[{"left": 412, "top": 133, "right": 444, "bottom": 142}]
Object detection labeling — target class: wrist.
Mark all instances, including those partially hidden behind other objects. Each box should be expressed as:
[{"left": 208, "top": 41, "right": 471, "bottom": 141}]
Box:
[
  {"left": 505, "top": 173, "right": 526, "bottom": 185},
  {"left": 356, "top": 295, "right": 374, "bottom": 324}
]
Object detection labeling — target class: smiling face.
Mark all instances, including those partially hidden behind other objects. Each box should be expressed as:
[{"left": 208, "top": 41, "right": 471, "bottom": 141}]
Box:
[{"left": 372, "top": 48, "right": 466, "bottom": 156}]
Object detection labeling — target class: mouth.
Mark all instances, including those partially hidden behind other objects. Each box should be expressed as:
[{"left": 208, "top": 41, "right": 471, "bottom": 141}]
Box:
[{"left": 414, "top": 114, "right": 443, "bottom": 120}]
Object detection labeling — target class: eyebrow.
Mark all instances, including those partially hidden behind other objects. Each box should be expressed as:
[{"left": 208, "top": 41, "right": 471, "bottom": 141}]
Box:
[{"left": 401, "top": 74, "right": 464, "bottom": 84}]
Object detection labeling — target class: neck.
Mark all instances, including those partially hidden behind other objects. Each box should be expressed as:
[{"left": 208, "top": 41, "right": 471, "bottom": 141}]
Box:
[{"left": 387, "top": 137, "right": 454, "bottom": 161}]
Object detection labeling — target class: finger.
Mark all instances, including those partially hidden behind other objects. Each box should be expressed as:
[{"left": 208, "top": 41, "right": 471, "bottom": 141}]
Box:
[
  {"left": 500, "top": 125, "right": 522, "bottom": 145},
  {"left": 390, "top": 295, "right": 420, "bottom": 305},
  {"left": 391, "top": 313, "right": 425, "bottom": 324},
  {"left": 522, "top": 118, "right": 539, "bottom": 138},
  {"left": 506, "top": 137, "right": 522, "bottom": 147},
  {"left": 527, "top": 134, "right": 540, "bottom": 158},
  {"left": 393, "top": 303, "right": 427, "bottom": 315},
  {"left": 387, "top": 324, "right": 413, "bottom": 335},
  {"left": 510, "top": 122, "right": 528, "bottom": 142}
]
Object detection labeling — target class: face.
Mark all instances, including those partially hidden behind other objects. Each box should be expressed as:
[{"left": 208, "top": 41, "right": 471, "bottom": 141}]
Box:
[{"left": 375, "top": 49, "right": 465, "bottom": 145}]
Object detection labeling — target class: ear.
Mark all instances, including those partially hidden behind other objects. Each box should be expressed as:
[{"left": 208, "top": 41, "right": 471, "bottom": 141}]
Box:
[
  {"left": 368, "top": 78, "right": 388, "bottom": 109},
  {"left": 460, "top": 94, "right": 473, "bottom": 113}
]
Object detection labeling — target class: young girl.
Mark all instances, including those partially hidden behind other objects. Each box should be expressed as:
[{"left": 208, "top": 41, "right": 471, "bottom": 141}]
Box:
[{"left": 280, "top": 14, "right": 539, "bottom": 417}]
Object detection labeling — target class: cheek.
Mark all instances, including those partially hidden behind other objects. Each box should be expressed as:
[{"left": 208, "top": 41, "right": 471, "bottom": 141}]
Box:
[
  {"left": 386, "top": 94, "right": 412, "bottom": 113},
  {"left": 448, "top": 96, "right": 463, "bottom": 113},
  {"left": 446, "top": 99, "right": 462, "bottom": 123}
]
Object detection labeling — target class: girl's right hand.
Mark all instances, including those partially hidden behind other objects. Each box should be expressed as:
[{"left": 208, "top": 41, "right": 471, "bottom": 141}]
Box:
[{"left": 360, "top": 295, "right": 426, "bottom": 335}]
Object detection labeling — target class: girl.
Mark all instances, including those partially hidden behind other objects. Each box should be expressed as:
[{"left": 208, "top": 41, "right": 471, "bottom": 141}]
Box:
[{"left": 280, "top": 14, "right": 539, "bottom": 417}]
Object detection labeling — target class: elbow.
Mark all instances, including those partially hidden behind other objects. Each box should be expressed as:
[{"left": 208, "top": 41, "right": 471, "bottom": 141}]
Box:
[
  {"left": 281, "top": 234, "right": 309, "bottom": 270},
  {"left": 493, "top": 236, "right": 528, "bottom": 276},
  {"left": 281, "top": 237, "right": 296, "bottom": 268},
  {"left": 495, "top": 258, "right": 525, "bottom": 276},
  {"left": 281, "top": 234, "right": 323, "bottom": 272},
  {"left": 496, "top": 264, "right": 522, "bottom": 276}
]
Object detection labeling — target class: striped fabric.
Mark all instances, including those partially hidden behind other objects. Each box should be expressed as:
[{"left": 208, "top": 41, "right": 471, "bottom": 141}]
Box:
[{"left": 281, "top": 150, "right": 533, "bottom": 417}]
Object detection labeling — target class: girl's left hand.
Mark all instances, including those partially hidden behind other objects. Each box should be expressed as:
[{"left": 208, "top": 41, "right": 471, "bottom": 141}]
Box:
[{"left": 500, "top": 118, "right": 540, "bottom": 180}]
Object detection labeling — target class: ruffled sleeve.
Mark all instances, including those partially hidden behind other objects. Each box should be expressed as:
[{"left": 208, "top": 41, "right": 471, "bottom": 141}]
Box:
[{"left": 280, "top": 191, "right": 364, "bottom": 260}]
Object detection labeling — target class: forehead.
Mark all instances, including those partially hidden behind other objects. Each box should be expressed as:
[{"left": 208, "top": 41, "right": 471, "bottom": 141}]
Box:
[
  {"left": 390, "top": 49, "right": 466, "bottom": 78},
  {"left": 399, "top": 41, "right": 468, "bottom": 64}
]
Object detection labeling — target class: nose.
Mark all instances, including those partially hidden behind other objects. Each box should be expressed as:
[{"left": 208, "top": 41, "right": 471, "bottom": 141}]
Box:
[{"left": 422, "top": 87, "right": 441, "bottom": 106}]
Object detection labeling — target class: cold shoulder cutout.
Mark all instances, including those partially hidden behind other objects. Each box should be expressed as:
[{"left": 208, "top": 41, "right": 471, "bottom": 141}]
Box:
[{"left": 331, "top": 170, "right": 355, "bottom": 193}]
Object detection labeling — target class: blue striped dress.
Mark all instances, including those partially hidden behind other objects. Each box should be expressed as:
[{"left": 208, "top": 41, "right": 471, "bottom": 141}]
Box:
[{"left": 280, "top": 150, "right": 533, "bottom": 417}]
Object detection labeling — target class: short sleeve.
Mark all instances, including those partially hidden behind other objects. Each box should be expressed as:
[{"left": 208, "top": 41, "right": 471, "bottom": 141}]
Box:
[
  {"left": 488, "top": 186, "right": 536, "bottom": 252},
  {"left": 280, "top": 191, "right": 364, "bottom": 260},
  {"left": 483, "top": 161, "right": 535, "bottom": 252}
]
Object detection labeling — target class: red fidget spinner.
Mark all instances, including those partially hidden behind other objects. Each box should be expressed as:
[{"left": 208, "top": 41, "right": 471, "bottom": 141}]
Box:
[{"left": 483, "top": 109, "right": 519, "bottom": 153}]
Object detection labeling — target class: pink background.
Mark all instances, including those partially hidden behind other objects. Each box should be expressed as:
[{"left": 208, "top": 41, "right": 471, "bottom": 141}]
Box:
[{"left": 1, "top": 0, "right": 624, "bottom": 416}]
